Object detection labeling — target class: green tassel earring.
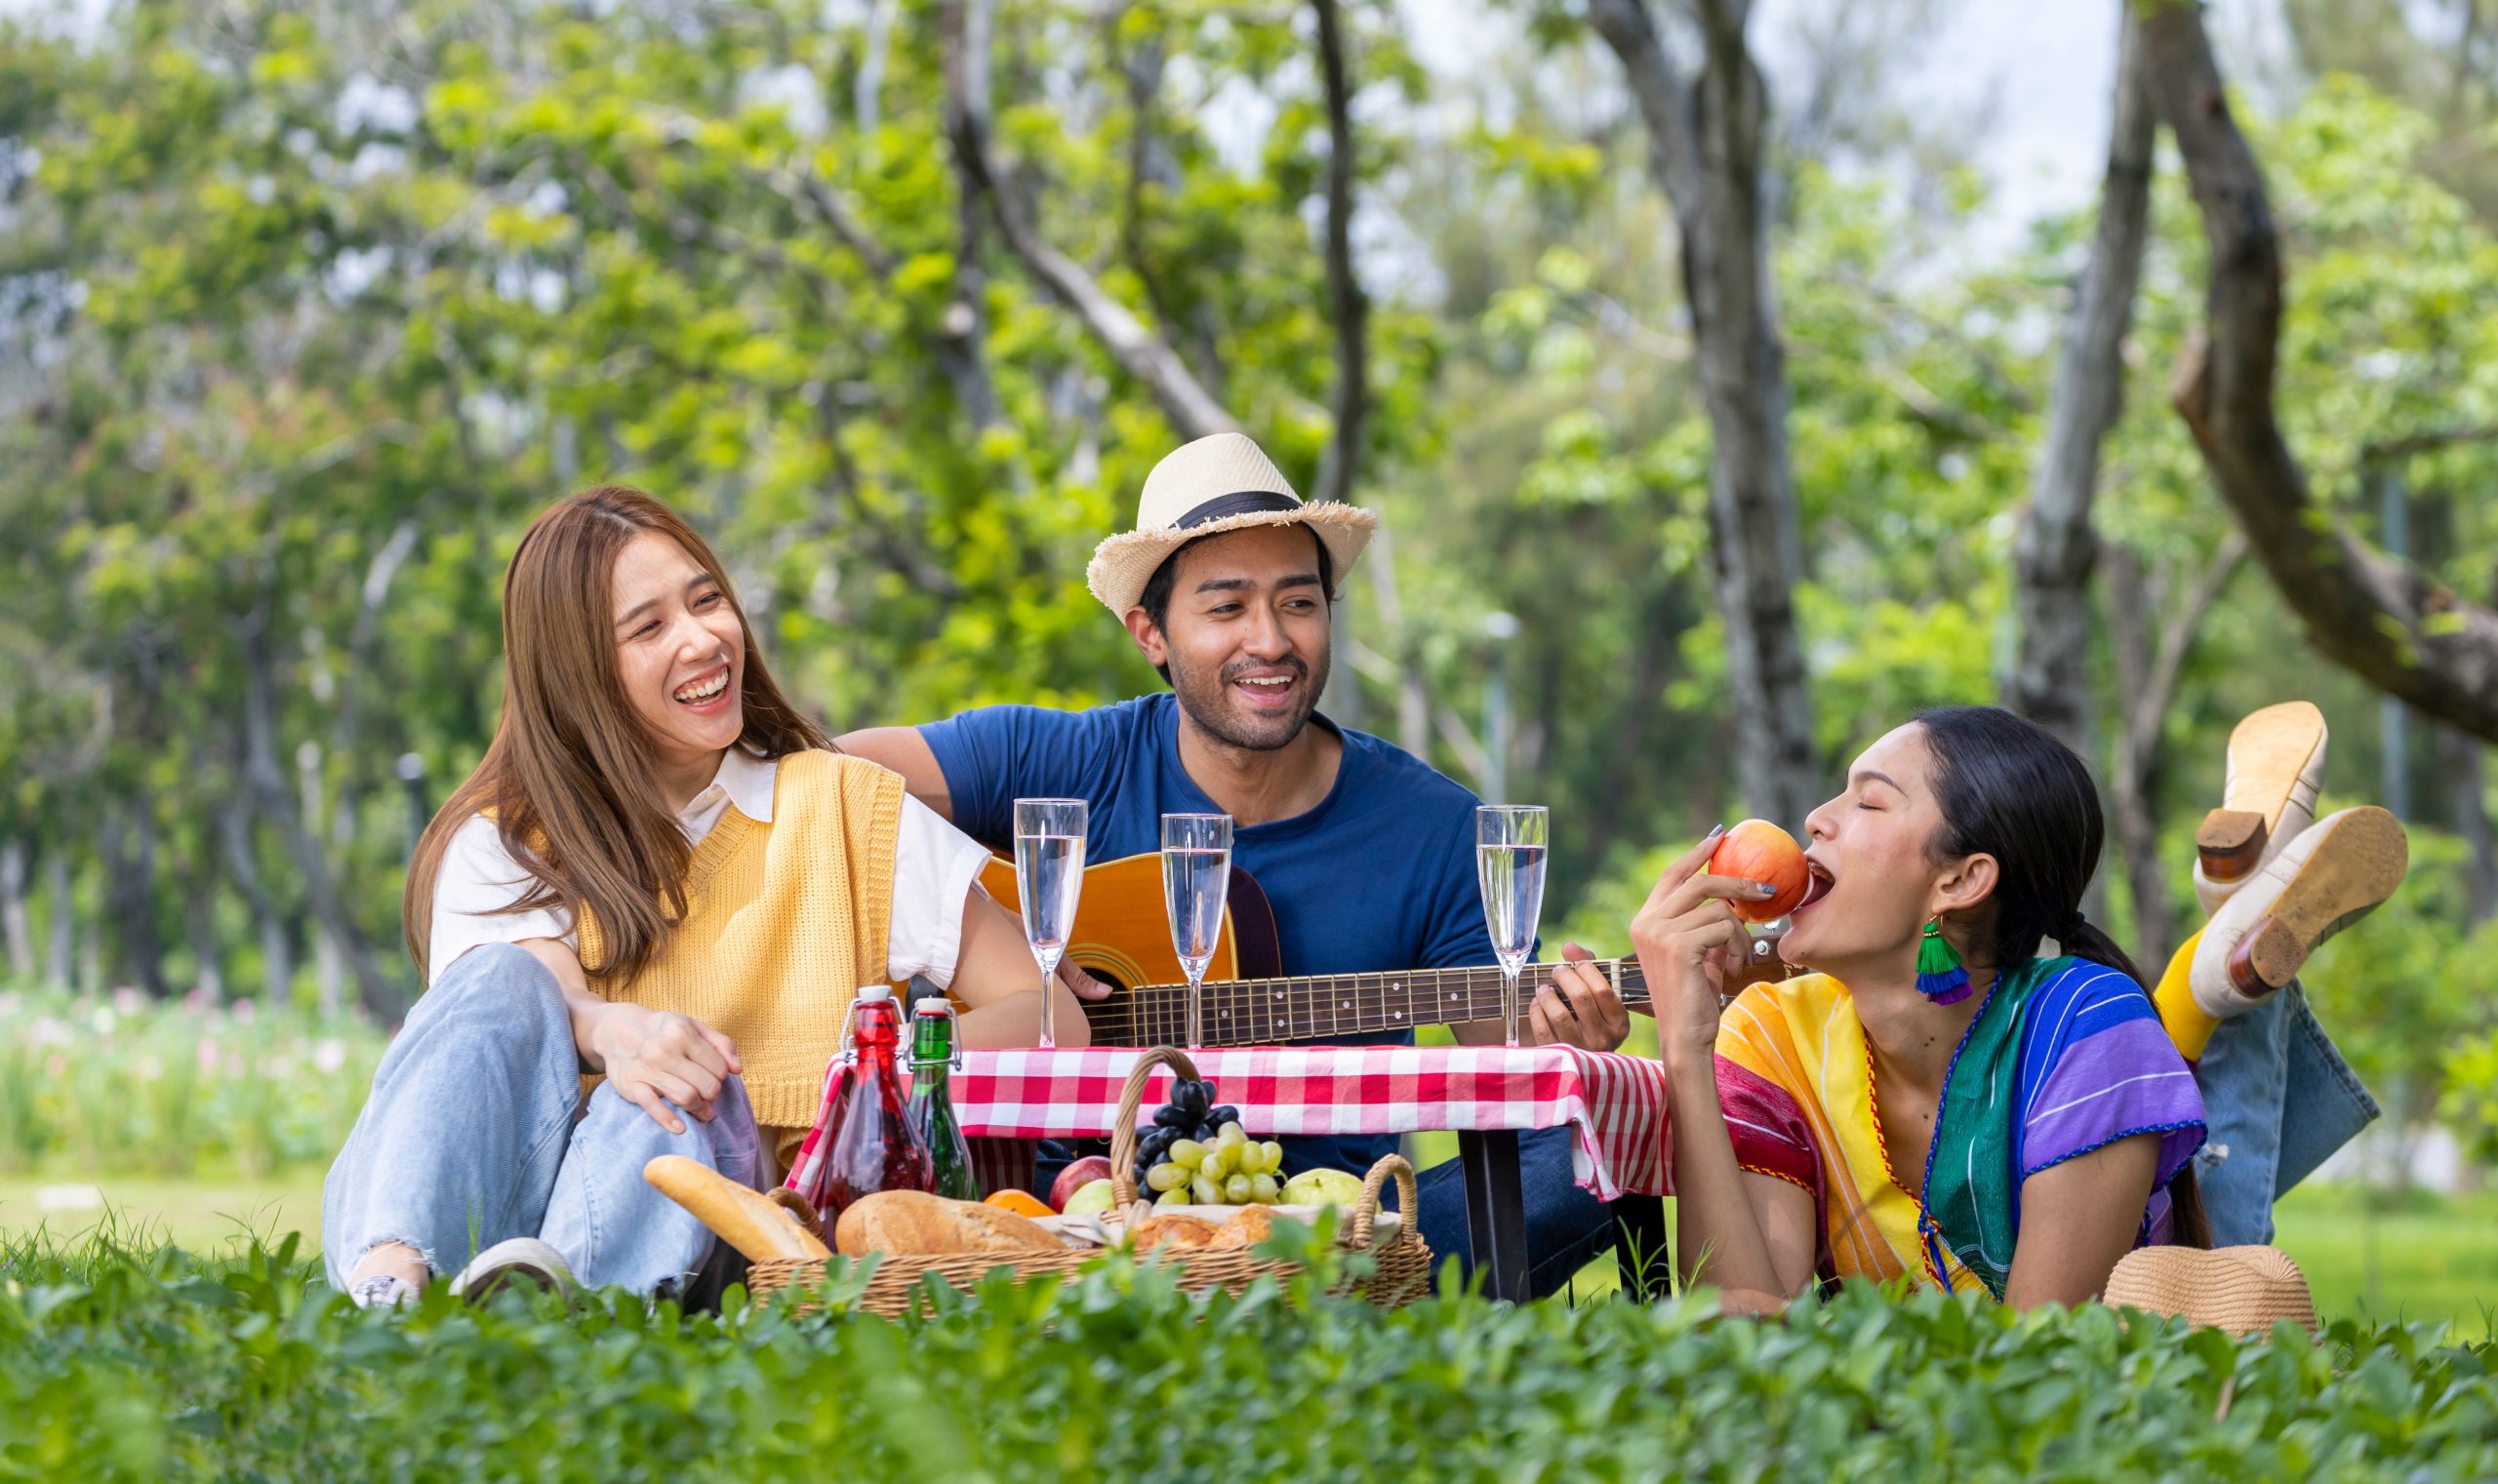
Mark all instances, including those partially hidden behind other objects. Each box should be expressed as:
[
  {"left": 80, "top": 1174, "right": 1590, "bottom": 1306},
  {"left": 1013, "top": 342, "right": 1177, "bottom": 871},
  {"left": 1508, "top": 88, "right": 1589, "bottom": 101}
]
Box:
[{"left": 1916, "top": 919, "right": 1973, "bottom": 1005}]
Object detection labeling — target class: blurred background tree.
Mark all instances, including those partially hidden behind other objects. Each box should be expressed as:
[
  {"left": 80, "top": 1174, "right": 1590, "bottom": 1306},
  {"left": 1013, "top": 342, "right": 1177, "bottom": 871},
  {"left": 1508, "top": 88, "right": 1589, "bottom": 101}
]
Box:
[{"left": 3, "top": 0, "right": 2496, "bottom": 1161}]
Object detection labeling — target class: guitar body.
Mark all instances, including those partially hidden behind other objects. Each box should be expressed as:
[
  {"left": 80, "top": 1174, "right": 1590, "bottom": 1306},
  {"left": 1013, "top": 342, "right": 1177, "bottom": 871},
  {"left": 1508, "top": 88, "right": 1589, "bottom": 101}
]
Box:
[{"left": 976, "top": 853, "right": 1284, "bottom": 995}]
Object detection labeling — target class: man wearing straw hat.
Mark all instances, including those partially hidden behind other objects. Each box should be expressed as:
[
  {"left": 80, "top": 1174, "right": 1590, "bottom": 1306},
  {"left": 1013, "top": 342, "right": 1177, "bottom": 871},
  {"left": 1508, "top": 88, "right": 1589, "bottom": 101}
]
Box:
[{"left": 841, "top": 431, "right": 1634, "bottom": 1297}]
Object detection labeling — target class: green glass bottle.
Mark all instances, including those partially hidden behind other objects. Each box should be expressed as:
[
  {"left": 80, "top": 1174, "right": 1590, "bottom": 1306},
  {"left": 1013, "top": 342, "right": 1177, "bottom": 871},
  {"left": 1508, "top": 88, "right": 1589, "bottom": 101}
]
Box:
[{"left": 907, "top": 1001, "right": 980, "bottom": 1202}]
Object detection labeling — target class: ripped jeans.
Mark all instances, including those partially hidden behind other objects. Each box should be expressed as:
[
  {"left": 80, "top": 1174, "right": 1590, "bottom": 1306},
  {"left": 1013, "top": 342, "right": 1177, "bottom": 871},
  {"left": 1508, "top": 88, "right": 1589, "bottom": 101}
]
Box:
[
  {"left": 321, "top": 943, "right": 765, "bottom": 1294},
  {"left": 2192, "top": 982, "right": 2379, "bottom": 1246}
]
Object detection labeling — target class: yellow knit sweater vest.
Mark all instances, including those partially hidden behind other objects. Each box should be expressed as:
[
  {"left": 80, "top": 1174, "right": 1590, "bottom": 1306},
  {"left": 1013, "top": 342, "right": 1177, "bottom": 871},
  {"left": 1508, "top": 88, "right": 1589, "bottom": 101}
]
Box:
[{"left": 576, "top": 750, "right": 903, "bottom": 1170}]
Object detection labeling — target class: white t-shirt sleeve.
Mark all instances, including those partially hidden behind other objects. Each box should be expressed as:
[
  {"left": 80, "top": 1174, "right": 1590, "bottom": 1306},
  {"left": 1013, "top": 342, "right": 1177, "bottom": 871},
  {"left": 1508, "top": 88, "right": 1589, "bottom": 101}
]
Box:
[
  {"left": 427, "top": 815, "right": 577, "bottom": 987},
  {"left": 885, "top": 794, "right": 996, "bottom": 987}
]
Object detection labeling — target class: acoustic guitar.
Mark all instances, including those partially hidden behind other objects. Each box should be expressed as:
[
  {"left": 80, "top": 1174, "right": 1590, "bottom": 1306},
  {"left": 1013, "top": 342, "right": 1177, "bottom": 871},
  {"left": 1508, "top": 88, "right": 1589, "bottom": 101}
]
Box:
[{"left": 972, "top": 855, "right": 1793, "bottom": 1049}]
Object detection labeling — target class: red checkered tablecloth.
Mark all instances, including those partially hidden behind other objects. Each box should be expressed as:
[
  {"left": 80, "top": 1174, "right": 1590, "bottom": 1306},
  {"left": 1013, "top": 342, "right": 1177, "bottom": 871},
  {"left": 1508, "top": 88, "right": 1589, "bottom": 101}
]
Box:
[{"left": 788, "top": 1045, "right": 1671, "bottom": 1203}]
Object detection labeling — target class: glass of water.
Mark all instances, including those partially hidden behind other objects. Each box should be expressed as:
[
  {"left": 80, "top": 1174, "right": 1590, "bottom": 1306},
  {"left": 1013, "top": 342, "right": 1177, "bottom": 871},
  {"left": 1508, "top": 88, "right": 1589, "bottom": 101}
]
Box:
[
  {"left": 1013, "top": 798, "right": 1088, "bottom": 1049},
  {"left": 1475, "top": 805, "right": 1549, "bottom": 1048},
  {"left": 1160, "top": 814, "right": 1232, "bottom": 1049}
]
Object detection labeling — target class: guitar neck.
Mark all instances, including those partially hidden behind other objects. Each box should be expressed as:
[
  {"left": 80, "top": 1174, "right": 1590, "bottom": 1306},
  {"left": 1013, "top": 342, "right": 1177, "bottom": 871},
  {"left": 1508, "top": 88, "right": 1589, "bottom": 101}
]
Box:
[{"left": 1081, "top": 959, "right": 1654, "bottom": 1049}]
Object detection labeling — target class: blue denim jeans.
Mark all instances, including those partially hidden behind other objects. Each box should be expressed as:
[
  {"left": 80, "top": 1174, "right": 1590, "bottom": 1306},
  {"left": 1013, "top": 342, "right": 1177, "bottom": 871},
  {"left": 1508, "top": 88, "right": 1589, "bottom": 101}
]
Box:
[
  {"left": 2192, "top": 981, "right": 2379, "bottom": 1246},
  {"left": 1401, "top": 1126, "right": 1620, "bottom": 1300},
  {"left": 322, "top": 943, "right": 765, "bottom": 1294}
]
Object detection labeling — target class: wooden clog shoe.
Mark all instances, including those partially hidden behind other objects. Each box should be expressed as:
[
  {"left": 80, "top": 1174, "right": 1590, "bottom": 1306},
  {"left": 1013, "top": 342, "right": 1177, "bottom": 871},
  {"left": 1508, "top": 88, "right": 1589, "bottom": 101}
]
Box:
[
  {"left": 2190, "top": 806, "right": 2406, "bottom": 1019},
  {"left": 2193, "top": 702, "right": 2328, "bottom": 915}
]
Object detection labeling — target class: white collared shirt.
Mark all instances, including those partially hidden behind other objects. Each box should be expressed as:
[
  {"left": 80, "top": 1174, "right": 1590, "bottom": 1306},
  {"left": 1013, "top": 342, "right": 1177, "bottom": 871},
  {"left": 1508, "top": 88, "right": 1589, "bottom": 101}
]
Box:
[{"left": 426, "top": 748, "right": 991, "bottom": 988}]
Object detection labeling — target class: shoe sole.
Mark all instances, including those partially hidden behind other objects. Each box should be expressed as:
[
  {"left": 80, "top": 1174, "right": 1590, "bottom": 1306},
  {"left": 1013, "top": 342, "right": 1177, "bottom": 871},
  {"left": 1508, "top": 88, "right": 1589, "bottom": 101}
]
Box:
[
  {"left": 2196, "top": 702, "right": 2327, "bottom": 884},
  {"left": 455, "top": 1263, "right": 566, "bottom": 1304},
  {"left": 2225, "top": 806, "right": 2407, "bottom": 995}
]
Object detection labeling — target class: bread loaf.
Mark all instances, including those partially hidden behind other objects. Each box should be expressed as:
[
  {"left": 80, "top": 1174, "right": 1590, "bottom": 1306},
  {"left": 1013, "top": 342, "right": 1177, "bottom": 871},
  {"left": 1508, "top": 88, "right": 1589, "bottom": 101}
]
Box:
[
  {"left": 643, "top": 1155, "right": 830, "bottom": 1263},
  {"left": 833, "top": 1189, "right": 1061, "bottom": 1258},
  {"left": 1126, "top": 1213, "right": 1219, "bottom": 1251},
  {"left": 1206, "top": 1206, "right": 1282, "bottom": 1248}
]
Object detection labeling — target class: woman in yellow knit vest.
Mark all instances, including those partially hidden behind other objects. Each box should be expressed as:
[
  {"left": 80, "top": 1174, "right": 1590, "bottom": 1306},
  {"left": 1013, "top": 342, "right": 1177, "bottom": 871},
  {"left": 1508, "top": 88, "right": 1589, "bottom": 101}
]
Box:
[{"left": 324, "top": 487, "right": 1102, "bottom": 1307}]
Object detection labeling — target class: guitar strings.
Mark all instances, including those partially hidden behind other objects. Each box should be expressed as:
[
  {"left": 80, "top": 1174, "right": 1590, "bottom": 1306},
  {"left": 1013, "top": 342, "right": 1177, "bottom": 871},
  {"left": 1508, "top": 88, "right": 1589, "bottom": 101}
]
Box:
[{"left": 1088, "top": 959, "right": 1649, "bottom": 1048}]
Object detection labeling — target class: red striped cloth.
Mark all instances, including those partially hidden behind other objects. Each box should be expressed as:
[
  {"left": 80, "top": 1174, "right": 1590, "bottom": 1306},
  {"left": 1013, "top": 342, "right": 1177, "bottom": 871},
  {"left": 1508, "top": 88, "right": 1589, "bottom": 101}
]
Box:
[{"left": 786, "top": 1045, "right": 1671, "bottom": 1203}]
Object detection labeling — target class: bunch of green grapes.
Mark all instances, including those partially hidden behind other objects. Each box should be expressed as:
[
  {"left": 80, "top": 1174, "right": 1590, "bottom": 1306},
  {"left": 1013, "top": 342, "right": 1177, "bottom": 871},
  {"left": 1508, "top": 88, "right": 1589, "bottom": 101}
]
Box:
[{"left": 1142, "top": 1121, "right": 1288, "bottom": 1208}]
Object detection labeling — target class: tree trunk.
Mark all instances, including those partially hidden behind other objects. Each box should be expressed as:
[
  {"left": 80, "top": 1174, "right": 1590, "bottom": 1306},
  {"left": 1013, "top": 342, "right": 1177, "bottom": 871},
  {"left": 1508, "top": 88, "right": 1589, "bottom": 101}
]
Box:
[
  {"left": 2105, "top": 535, "right": 2248, "bottom": 970},
  {"left": 2140, "top": 2, "right": 2498, "bottom": 742},
  {"left": 221, "top": 796, "right": 294, "bottom": 1007},
  {"left": 100, "top": 801, "right": 169, "bottom": 997},
  {"left": 1311, "top": 0, "right": 1377, "bottom": 732},
  {"left": 1588, "top": 0, "right": 1821, "bottom": 824},
  {"left": 185, "top": 862, "right": 224, "bottom": 1005},
  {"left": 0, "top": 839, "right": 31, "bottom": 983},
  {"left": 42, "top": 847, "right": 71, "bottom": 988},
  {"left": 242, "top": 608, "right": 392, "bottom": 1017},
  {"left": 300, "top": 739, "right": 346, "bottom": 1019},
  {"left": 2103, "top": 550, "right": 2174, "bottom": 967},
  {"left": 2447, "top": 725, "right": 2498, "bottom": 928},
  {"left": 2007, "top": 8, "right": 2155, "bottom": 758},
  {"left": 942, "top": 0, "right": 1239, "bottom": 442}
]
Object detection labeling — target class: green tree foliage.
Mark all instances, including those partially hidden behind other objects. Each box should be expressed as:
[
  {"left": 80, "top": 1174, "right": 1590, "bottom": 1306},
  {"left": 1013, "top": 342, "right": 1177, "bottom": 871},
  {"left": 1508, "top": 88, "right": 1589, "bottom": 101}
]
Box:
[{"left": 2, "top": 2, "right": 2494, "bottom": 1143}]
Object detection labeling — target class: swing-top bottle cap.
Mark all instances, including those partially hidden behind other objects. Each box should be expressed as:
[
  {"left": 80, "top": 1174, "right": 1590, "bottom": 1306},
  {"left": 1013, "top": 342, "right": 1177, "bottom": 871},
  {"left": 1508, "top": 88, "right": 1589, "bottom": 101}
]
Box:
[
  {"left": 912, "top": 1000, "right": 949, "bottom": 1017},
  {"left": 856, "top": 983, "right": 894, "bottom": 1003}
]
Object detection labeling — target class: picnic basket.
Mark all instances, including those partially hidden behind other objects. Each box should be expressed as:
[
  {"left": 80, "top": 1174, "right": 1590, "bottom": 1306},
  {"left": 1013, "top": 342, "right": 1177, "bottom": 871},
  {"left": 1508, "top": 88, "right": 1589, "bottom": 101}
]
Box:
[{"left": 747, "top": 1046, "right": 1434, "bottom": 1319}]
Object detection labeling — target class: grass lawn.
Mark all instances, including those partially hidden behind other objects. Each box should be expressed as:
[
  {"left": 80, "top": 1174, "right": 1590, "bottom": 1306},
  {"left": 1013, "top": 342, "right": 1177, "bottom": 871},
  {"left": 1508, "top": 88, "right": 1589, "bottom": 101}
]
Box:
[
  {"left": 2274, "top": 1182, "right": 2498, "bottom": 1341},
  {"left": 0, "top": 1170, "right": 326, "bottom": 1257}
]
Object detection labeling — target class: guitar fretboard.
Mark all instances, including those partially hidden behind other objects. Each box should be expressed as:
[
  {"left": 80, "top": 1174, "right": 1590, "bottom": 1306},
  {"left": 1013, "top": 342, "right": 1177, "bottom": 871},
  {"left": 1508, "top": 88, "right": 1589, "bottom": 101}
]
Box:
[{"left": 1081, "top": 959, "right": 1651, "bottom": 1049}]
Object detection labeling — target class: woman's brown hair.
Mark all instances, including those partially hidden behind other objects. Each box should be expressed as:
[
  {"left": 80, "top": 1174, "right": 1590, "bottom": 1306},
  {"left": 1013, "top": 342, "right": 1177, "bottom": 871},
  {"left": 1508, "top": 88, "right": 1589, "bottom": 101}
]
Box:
[{"left": 402, "top": 487, "right": 830, "bottom": 983}]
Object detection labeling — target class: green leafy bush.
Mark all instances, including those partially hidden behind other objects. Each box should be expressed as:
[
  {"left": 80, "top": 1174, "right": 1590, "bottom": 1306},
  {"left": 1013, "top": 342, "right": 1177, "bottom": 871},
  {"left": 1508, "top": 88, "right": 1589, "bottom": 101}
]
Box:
[
  {"left": 2442, "top": 1032, "right": 2498, "bottom": 1169},
  {"left": 0, "top": 989, "right": 383, "bottom": 1178},
  {"left": 3, "top": 1229, "right": 2494, "bottom": 1482}
]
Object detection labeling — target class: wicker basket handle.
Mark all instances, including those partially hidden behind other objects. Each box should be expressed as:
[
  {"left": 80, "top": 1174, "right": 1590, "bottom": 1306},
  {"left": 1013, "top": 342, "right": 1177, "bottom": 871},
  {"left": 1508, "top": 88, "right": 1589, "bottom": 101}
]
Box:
[
  {"left": 1108, "top": 1045, "right": 1201, "bottom": 1206},
  {"left": 1349, "top": 1154, "right": 1419, "bottom": 1251},
  {"left": 767, "top": 1184, "right": 829, "bottom": 1245}
]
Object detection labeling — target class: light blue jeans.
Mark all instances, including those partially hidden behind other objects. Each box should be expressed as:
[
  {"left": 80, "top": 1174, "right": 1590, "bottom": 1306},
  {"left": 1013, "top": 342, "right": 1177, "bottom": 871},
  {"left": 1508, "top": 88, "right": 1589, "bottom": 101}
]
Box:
[
  {"left": 322, "top": 943, "right": 765, "bottom": 1294},
  {"left": 2192, "top": 982, "right": 2379, "bottom": 1246}
]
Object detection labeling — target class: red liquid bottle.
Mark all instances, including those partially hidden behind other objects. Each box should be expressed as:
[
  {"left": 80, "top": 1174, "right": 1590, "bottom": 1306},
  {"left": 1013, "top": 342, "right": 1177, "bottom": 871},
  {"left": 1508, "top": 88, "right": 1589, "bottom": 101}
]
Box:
[{"left": 794, "top": 984, "right": 935, "bottom": 1222}]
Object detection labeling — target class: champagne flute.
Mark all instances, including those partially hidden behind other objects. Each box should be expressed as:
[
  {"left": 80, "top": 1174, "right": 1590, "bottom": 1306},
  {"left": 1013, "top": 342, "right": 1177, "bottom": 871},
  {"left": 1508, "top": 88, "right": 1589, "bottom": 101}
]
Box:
[
  {"left": 1160, "top": 813, "right": 1232, "bottom": 1050},
  {"left": 1013, "top": 798, "right": 1088, "bottom": 1049},
  {"left": 1475, "top": 805, "right": 1549, "bottom": 1049}
]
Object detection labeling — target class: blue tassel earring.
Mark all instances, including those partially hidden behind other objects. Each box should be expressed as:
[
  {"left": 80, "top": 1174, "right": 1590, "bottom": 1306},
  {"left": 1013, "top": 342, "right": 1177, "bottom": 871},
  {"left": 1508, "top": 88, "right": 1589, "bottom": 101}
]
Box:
[{"left": 1916, "top": 919, "right": 1973, "bottom": 1005}]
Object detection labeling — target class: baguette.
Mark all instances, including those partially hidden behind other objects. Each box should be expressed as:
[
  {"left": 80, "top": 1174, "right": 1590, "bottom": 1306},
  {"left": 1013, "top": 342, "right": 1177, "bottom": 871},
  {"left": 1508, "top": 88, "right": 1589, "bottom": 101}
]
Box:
[
  {"left": 642, "top": 1155, "right": 831, "bottom": 1263},
  {"left": 833, "top": 1189, "right": 1061, "bottom": 1258}
]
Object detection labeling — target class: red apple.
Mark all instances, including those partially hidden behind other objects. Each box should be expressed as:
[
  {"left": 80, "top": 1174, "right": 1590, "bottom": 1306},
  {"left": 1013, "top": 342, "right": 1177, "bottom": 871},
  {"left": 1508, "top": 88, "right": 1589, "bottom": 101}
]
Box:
[
  {"left": 1710, "top": 820, "right": 1808, "bottom": 924},
  {"left": 1049, "top": 1155, "right": 1114, "bottom": 1212}
]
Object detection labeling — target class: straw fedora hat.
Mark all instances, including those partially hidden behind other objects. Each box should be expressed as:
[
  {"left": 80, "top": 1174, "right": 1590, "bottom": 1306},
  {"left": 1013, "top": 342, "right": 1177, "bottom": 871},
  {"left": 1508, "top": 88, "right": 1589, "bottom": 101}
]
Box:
[
  {"left": 2103, "top": 1245, "right": 2320, "bottom": 1337},
  {"left": 1085, "top": 433, "right": 1379, "bottom": 617}
]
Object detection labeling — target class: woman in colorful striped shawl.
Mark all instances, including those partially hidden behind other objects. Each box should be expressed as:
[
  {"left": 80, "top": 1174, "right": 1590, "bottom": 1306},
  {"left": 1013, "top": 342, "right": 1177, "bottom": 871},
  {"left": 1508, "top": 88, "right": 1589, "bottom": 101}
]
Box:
[{"left": 1594, "top": 706, "right": 2206, "bottom": 1305}]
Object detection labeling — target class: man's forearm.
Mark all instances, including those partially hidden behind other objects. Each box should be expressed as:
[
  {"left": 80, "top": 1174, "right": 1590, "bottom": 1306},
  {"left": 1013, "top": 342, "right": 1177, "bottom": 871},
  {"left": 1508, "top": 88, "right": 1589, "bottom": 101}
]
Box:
[{"left": 833, "top": 726, "right": 954, "bottom": 820}]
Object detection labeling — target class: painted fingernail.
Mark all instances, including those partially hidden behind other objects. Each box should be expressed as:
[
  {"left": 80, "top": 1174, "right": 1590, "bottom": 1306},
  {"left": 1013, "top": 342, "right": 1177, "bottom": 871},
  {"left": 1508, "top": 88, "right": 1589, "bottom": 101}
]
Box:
[
  {"left": 1751, "top": 882, "right": 1778, "bottom": 897},
  {"left": 1704, "top": 823, "right": 1727, "bottom": 842}
]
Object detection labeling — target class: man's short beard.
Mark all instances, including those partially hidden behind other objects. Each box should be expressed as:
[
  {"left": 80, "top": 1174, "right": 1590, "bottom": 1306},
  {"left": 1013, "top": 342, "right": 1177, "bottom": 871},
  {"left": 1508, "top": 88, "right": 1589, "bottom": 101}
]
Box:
[{"left": 1170, "top": 650, "right": 1330, "bottom": 753}]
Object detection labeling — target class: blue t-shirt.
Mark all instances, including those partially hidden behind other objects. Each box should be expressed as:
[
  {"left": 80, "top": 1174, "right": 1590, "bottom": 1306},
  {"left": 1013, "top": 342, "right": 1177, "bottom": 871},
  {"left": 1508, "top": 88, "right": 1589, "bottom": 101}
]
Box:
[{"left": 920, "top": 694, "right": 1498, "bottom": 1176}]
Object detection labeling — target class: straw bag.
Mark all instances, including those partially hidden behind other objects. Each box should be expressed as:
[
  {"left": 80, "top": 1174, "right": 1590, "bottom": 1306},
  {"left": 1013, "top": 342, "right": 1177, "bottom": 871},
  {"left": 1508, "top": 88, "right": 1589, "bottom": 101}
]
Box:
[{"left": 746, "top": 1047, "right": 1435, "bottom": 1319}]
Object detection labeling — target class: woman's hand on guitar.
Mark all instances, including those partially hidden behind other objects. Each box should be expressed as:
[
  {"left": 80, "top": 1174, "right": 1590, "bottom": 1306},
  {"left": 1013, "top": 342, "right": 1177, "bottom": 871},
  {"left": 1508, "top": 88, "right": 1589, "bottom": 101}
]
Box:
[
  {"left": 1631, "top": 827, "right": 1772, "bottom": 1069},
  {"left": 1535, "top": 944, "right": 1632, "bottom": 1052},
  {"left": 582, "top": 1001, "right": 742, "bottom": 1135}
]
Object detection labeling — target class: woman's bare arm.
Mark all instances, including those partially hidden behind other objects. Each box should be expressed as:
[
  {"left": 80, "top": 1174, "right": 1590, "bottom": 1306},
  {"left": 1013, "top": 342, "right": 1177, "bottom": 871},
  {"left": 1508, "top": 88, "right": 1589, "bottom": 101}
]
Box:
[
  {"left": 1665, "top": 1047, "right": 1822, "bottom": 1296},
  {"left": 507, "top": 937, "right": 741, "bottom": 1136},
  {"left": 2002, "top": 1132, "right": 2162, "bottom": 1309}
]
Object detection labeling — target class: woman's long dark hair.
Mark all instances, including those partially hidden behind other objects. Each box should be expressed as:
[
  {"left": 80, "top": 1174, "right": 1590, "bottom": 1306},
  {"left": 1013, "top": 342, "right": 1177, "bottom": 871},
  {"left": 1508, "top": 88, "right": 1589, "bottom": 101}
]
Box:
[{"left": 1914, "top": 703, "right": 2211, "bottom": 1247}]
